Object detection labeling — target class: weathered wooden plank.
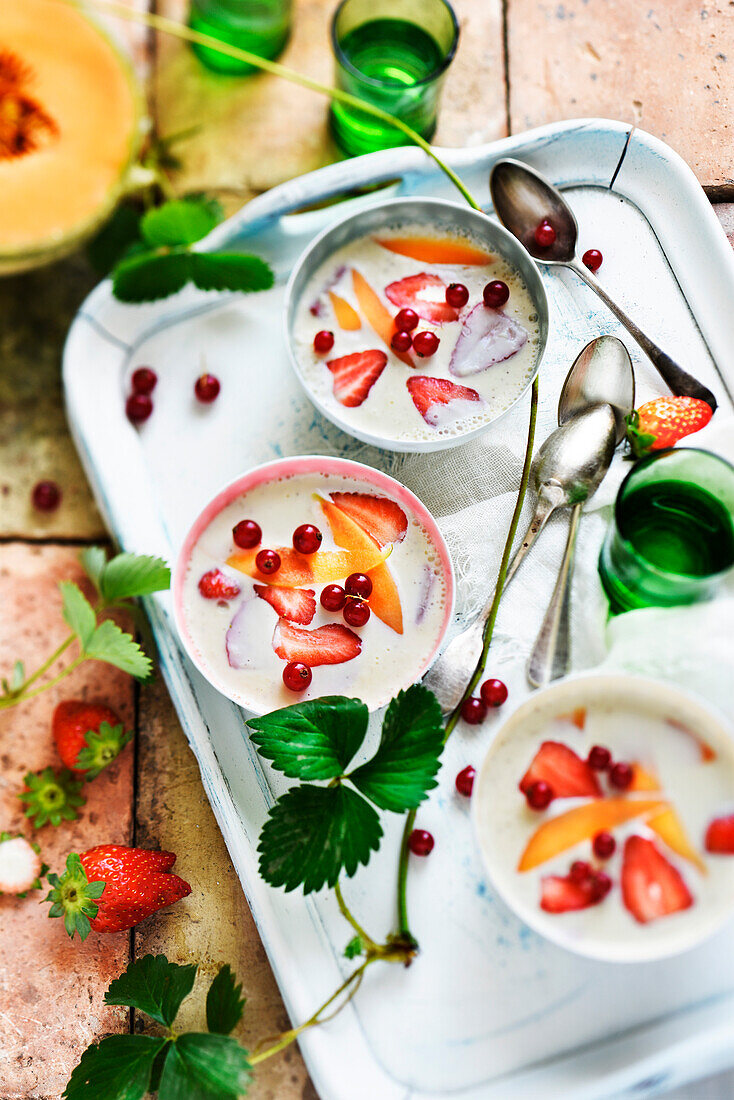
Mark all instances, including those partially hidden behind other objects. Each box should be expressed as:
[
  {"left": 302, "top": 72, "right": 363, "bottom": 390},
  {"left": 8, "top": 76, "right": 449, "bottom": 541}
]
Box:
[
  {"left": 153, "top": 0, "right": 506, "bottom": 207},
  {"left": 506, "top": 0, "right": 734, "bottom": 194},
  {"left": 0, "top": 544, "right": 135, "bottom": 1099},
  {"left": 133, "top": 677, "right": 316, "bottom": 1100}
]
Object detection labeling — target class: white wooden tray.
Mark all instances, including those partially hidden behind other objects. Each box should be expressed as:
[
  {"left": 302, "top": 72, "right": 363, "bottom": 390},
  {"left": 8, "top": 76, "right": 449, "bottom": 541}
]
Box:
[{"left": 63, "top": 120, "right": 734, "bottom": 1099}]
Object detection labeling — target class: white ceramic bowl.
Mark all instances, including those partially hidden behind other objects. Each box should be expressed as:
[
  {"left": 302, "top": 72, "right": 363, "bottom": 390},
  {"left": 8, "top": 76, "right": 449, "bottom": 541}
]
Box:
[{"left": 473, "top": 673, "right": 734, "bottom": 963}]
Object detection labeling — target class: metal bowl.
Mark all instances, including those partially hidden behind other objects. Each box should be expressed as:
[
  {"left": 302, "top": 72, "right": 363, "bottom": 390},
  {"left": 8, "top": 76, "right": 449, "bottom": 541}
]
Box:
[{"left": 284, "top": 195, "right": 549, "bottom": 453}]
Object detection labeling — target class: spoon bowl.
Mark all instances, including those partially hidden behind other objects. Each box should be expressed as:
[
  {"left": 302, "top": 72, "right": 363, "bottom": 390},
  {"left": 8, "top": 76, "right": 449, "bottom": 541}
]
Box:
[
  {"left": 559, "top": 335, "right": 635, "bottom": 443},
  {"left": 490, "top": 158, "right": 578, "bottom": 264}
]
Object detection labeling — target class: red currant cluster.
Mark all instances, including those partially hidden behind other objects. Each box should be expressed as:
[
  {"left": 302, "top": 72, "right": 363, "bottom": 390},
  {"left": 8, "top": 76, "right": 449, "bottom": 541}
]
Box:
[
  {"left": 390, "top": 307, "right": 440, "bottom": 359},
  {"left": 321, "top": 573, "right": 373, "bottom": 628},
  {"left": 460, "top": 677, "right": 509, "bottom": 725}
]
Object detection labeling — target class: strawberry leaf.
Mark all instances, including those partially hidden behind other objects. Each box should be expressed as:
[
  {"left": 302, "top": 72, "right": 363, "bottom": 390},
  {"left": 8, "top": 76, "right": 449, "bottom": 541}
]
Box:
[
  {"left": 63, "top": 1033, "right": 168, "bottom": 1100},
  {"left": 158, "top": 1033, "right": 252, "bottom": 1099},
  {"left": 21, "top": 768, "right": 86, "bottom": 829},
  {"left": 80, "top": 546, "right": 107, "bottom": 596},
  {"left": 113, "top": 251, "right": 192, "bottom": 303},
  {"left": 206, "top": 964, "right": 245, "bottom": 1036},
  {"left": 258, "top": 784, "right": 382, "bottom": 894},
  {"left": 83, "top": 620, "right": 153, "bottom": 680},
  {"left": 60, "top": 582, "right": 96, "bottom": 649},
  {"left": 349, "top": 685, "right": 444, "bottom": 812},
  {"left": 247, "top": 696, "right": 368, "bottom": 780},
  {"left": 141, "top": 199, "right": 221, "bottom": 248},
  {"left": 344, "top": 935, "right": 364, "bottom": 959},
  {"left": 105, "top": 954, "right": 197, "bottom": 1028},
  {"left": 189, "top": 253, "right": 274, "bottom": 294},
  {"left": 99, "top": 552, "right": 171, "bottom": 604}
]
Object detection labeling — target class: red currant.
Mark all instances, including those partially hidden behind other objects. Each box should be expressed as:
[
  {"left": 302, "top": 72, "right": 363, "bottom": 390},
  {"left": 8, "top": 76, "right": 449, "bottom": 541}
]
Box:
[
  {"left": 391, "top": 330, "right": 412, "bottom": 353},
  {"left": 408, "top": 829, "right": 434, "bottom": 856},
  {"left": 131, "top": 366, "right": 157, "bottom": 394},
  {"left": 345, "top": 573, "right": 372, "bottom": 599},
  {"left": 570, "top": 860, "right": 592, "bottom": 883},
  {"left": 609, "top": 761, "right": 633, "bottom": 790},
  {"left": 126, "top": 393, "right": 153, "bottom": 424},
  {"left": 582, "top": 248, "right": 603, "bottom": 273},
  {"left": 194, "top": 373, "right": 220, "bottom": 403},
  {"left": 31, "top": 480, "right": 61, "bottom": 512},
  {"left": 483, "top": 280, "right": 510, "bottom": 309},
  {"left": 233, "top": 519, "right": 261, "bottom": 549},
  {"left": 591, "top": 871, "right": 613, "bottom": 901},
  {"left": 593, "top": 831, "right": 616, "bottom": 860},
  {"left": 455, "top": 765, "right": 476, "bottom": 798},
  {"left": 526, "top": 780, "right": 553, "bottom": 810},
  {"left": 413, "top": 330, "right": 439, "bottom": 358},
  {"left": 446, "top": 282, "right": 469, "bottom": 308},
  {"left": 480, "top": 678, "right": 508, "bottom": 707},
  {"left": 293, "top": 524, "right": 322, "bottom": 554},
  {"left": 255, "top": 549, "right": 281, "bottom": 575},
  {"left": 320, "top": 584, "right": 346, "bottom": 612},
  {"left": 313, "top": 330, "right": 334, "bottom": 354},
  {"left": 395, "top": 308, "right": 419, "bottom": 331},
  {"left": 343, "top": 599, "right": 370, "bottom": 627},
  {"left": 534, "top": 219, "right": 556, "bottom": 248},
  {"left": 588, "top": 745, "right": 612, "bottom": 771},
  {"left": 461, "top": 697, "right": 487, "bottom": 725},
  {"left": 283, "top": 661, "right": 312, "bottom": 691}
]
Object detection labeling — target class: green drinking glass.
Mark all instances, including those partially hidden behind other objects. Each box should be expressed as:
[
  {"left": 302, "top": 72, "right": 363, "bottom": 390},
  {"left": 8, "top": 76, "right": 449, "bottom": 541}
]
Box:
[
  {"left": 189, "top": 0, "right": 292, "bottom": 74},
  {"left": 330, "top": 0, "right": 459, "bottom": 157},
  {"left": 598, "top": 447, "right": 734, "bottom": 613}
]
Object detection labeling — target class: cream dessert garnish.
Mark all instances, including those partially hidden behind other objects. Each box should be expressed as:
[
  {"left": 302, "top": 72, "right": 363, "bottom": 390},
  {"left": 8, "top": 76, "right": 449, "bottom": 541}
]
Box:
[
  {"left": 181, "top": 471, "right": 448, "bottom": 713},
  {"left": 294, "top": 227, "right": 540, "bottom": 445}
]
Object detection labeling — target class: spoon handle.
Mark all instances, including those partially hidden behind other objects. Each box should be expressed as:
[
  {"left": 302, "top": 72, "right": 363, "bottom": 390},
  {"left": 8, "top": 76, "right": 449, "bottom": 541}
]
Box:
[
  {"left": 569, "top": 259, "right": 717, "bottom": 411},
  {"left": 527, "top": 502, "right": 582, "bottom": 688}
]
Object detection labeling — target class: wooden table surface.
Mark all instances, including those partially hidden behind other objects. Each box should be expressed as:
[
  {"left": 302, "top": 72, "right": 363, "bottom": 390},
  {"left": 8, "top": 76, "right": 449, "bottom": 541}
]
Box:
[{"left": 1, "top": 2, "right": 733, "bottom": 1097}]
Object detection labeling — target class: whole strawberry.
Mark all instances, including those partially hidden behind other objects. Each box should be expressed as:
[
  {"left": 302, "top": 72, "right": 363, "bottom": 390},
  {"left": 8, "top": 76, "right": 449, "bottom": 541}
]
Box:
[
  {"left": 52, "top": 700, "right": 132, "bottom": 779},
  {"left": 45, "top": 845, "right": 191, "bottom": 939},
  {"left": 626, "top": 396, "right": 713, "bottom": 458}
]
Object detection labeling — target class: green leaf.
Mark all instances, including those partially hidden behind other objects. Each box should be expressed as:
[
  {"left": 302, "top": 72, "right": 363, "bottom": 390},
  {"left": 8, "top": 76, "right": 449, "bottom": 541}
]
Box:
[
  {"left": 344, "top": 935, "right": 363, "bottom": 959},
  {"left": 349, "top": 685, "right": 444, "bottom": 813},
  {"left": 80, "top": 546, "right": 107, "bottom": 596},
  {"left": 158, "top": 1033, "right": 252, "bottom": 1100},
  {"left": 248, "top": 696, "right": 368, "bottom": 781},
  {"left": 10, "top": 660, "right": 25, "bottom": 692},
  {"left": 113, "top": 250, "right": 192, "bottom": 303},
  {"left": 63, "top": 1033, "right": 167, "bottom": 1100},
  {"left": 84, "top": 619, "right": 153, "bottom": 680},
  {"left": 141, "top": 199, "right": 220, "bottom": 248},
  {"left": 105, "top": 954, "right": 197, "bottom": 1028},
  {"left": 87, "top": 203, "right": 143, "bottom": 276},
  {"left": 60, "top": 583, "right": 96, "bottom": 649},
  {"left": 258, "top": 784, "right": 382, "bottom": 894},
  {"left": 206, "top": 964, "right": 245, "bottom": 1036},
  {"left": 190, "top": 253, "right": 274, "bottom": 295},
  {"left": 100, "top": 552, "right": 171, "bottom": 604}
]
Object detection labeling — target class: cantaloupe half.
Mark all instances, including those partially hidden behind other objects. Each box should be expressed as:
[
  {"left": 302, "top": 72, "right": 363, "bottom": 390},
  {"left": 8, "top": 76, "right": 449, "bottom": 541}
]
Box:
[{"left": 0, "top": 0, "right": 142, "bottom": 273}]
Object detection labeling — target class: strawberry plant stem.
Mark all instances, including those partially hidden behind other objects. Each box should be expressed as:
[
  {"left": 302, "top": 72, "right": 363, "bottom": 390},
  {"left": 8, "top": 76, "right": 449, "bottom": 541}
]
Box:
[
  {"left": 0, "top": 655, "right": 84, "bottom": 709},
  {"left": 10, "top": 634, "right": 75, "bottom": 696},
  {"left": 334, "top": 881, "right": 380, "bottom": 954}
]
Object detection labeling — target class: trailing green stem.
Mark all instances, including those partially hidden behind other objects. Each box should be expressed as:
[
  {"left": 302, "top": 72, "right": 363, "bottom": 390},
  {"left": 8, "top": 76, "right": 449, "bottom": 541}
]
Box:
[
  {"left": 0, "top": 657, "right": 85, "bottom": 709},
  {"left": 334, "top": 881, "right": 380, "bottom": 955}
]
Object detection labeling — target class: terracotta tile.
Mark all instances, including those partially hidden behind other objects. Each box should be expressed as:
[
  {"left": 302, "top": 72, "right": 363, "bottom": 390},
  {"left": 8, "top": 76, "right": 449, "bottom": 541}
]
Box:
[
  {"left": 507, "top": 0, "right": 734, "bottom": 192},
  {"left": 134, "top": 677, "right": 312, "bottom": 1100},
  {"left": 715, "top": 202, "right": 734, "bottom": 246},
  {"left": 0, "top": 544, "right": 135, "bottom": 1098}
]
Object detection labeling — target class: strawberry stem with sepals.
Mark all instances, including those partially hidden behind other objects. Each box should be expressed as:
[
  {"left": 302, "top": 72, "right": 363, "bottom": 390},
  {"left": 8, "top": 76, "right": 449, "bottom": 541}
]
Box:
[
  {"left": 45, "top": 853, "right": 105, "bottom": 940},
  {"left": 76, "top": 721, "right": 133, "bottom": 780},
  {"left": 19, "top": 767, "right": 86, "bottom": 828}
]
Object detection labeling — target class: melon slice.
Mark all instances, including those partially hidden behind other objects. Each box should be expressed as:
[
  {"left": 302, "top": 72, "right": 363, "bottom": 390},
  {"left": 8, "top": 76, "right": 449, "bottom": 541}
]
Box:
[
  {"left": 374, "top": 236, "right": 493, "bottom": 266},
  {"left": 518, "top": 798, "right": 666, "bottom": 872},
  {"left": 630, "top": 763, "right": 661, "bottom": 791},
  {"left": 227, "top": 543, "right": 388, "bottom": 587},
  {"left": 0, "top": 0, "right": 141, "bottom": 273},
  {"left": 319, "top": 497, "right": 403, "bottom": 634},
  {"left": 647, "top": 807, "right": 706, "bottom": 874},
  {"left": 351, "top": 269, "right": 413, "bottom": 366},
  {"left": 328, "top": 291, "right": 361, "bottom": 330}
]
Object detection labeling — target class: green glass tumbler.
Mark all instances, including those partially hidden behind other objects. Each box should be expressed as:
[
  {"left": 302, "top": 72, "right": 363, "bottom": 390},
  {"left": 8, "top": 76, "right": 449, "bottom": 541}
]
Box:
[
  {"left": 330, "top": 0, "right": 459, "bottom": 157},
  {"left": 189, "top": 0, "right": 292, "bottom": 74},
  {"left": 598, "top": 448, "right": 734, "bottom": 613}
]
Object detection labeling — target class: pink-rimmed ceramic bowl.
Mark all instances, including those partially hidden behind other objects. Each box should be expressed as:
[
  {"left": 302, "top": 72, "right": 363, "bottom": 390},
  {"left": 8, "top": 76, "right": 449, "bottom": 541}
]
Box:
[{"left": 173, "top": 455, "right": 455, "bottom": 715}]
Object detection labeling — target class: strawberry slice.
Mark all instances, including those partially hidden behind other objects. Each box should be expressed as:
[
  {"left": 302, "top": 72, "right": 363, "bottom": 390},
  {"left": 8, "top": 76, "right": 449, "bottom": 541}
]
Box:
[
  {"left": 519, "top": 741, "right": 601, "bottom": 800},
  {"left": 328, "top": 492, "right": 408, "bottom": 547},
  {"left": 272, "top": 619, "right": 361, "bottom": 665},
  {"left": 254, "top": 584, "right": 316, "bottom": 625},
  {"left": 327, "top": 349, "right": 387, "bottom": 407},
  {"left": 198, "top": 569, "right": 240, "bottom": 600},
  {"left": 407, "top": 375, "right": 481, "bottom": 427},
  {"left": 385, "top": 273, "right": 458, "bottom": 323},
  {"left": 540, "top": 873, "right": 607, "bottom": 913},
  {"left": 705, "top": 815, "right": 734, "bottom": 853},
  {"left": 621, "top": 835, "right": 694, "bottom": 923}
]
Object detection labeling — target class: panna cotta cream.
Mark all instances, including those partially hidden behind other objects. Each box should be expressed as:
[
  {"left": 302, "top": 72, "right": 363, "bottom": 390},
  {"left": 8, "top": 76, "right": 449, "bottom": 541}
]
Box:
[
  {"left": 174, "top": 457, "right": 454, "bottom": 715},
  {"left": 474, "top": 675, "right": 734, "bottom": 962},
  {"left": 286, "top": 198, "right": 547, "bottom": 452}
]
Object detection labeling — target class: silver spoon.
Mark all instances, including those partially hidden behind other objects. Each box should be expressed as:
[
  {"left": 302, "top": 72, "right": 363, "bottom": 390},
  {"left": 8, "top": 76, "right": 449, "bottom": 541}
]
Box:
[
  {"left": 489, "top": 159, "right": 717, "bottom": 412},
  {"left": 526, "top": 337, "right": 635, "bottom": 689},
  {"left": 423, "top": 402, "right": 620, "bottom": 714}
]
